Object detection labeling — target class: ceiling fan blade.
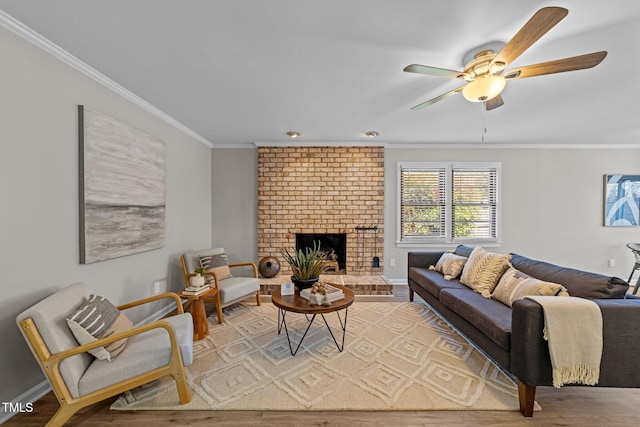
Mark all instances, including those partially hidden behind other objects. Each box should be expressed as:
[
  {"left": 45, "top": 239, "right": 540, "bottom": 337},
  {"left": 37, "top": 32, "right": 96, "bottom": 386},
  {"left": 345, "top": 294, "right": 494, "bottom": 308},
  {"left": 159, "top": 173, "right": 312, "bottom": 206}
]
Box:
[
  {"left": 503, "top": 51, "right": 607, "bottom": 80},
  {"left": 491, "top": 7, "right": 568, "bottom": 68},
  {"left": 484, "top": 95, "right": 504, "bottom": 111},
  {"left": 403, "top": 64, "right": 467, "bottom": 79},
  {"left": 410, "top": 87, "right": 464, "bottom": 110}
]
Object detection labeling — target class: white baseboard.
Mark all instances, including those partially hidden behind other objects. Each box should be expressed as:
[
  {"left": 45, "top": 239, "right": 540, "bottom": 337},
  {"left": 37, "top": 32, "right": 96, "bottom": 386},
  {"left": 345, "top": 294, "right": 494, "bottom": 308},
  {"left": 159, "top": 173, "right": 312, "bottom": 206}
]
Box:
[
  {"left": 0, "top": 301, "right": 177, "bottom": 424},
  {"left": 387, "top": 278, "right": 408, "bottom": 285}
]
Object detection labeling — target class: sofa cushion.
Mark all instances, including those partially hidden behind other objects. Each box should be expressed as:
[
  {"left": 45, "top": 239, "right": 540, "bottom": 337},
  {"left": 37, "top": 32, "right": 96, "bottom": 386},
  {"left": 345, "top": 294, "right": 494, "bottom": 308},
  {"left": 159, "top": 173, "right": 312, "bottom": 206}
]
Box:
[
  {"left": 430, "top": 253, "right": 467, "bottom": 280},
  {"left": 409, "top": 267, "right": 468, "bottom": 299},
  {"left": 510, "top": 253, "right": 629, "bottom": 299},
  {"left": 492, "top": 267, "right": 569, "bottom": 307},
  {"left": 66, "top": 295, "right": 133, "bottom": 361},
  {"left": 454, "top": 245, "right": 475, "bottom": 258},
  {"left": 460, "top": 246, "right": 511, "bottom": 297},
  {"left": 440, "top": 288, "right": 512, "bottom": 351}
]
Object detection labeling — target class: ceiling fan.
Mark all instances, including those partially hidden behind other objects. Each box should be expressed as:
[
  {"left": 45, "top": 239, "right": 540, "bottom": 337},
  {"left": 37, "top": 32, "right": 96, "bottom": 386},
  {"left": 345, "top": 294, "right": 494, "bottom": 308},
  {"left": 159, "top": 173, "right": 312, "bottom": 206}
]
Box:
[{"left": 404, "top": 6, "right": 607, "bottom": 111}]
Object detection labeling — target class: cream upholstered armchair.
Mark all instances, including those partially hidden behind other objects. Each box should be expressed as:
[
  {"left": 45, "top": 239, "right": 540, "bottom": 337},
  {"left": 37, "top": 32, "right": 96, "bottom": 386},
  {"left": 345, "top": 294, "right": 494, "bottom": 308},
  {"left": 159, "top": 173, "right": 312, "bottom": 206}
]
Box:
[
  {"left": 181, "top": 247, "right": 261, "bottom": 324},
  {"left": 16, "top": 283, "right": 193, "bottom": 427}
]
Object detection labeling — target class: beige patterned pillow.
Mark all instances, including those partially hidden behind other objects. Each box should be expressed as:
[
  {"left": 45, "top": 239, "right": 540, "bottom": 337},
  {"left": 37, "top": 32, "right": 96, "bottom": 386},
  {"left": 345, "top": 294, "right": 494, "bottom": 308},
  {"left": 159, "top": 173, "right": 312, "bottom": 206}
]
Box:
[
  {"left": 492, "top": 267, "right": 569, "bottom": 307},
  {"left": 459, "top": 246, "right": 511, "bottom": 297},
  {"left": 429, "top": 252, "right": 467, "bottom": 280}
]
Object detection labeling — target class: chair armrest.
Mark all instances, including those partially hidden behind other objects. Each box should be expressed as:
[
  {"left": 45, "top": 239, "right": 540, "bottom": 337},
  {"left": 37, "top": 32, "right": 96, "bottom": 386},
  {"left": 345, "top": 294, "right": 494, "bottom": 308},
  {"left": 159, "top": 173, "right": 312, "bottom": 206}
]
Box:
[
  {"left": 229, "top": 262, "right": 258, "bottom": 278},
  {"left": 117, "top": 292, "right": 184, "bottom": 314}
]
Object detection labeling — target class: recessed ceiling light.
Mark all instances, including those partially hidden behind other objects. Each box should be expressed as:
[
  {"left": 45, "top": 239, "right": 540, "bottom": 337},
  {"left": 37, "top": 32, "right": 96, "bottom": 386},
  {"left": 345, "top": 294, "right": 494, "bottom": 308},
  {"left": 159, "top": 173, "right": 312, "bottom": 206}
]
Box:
[
  {"left": 286, "top": 131, "right": 300, "bottom": 138},
  {"left": 365, "top": 131, "right": 379, "bottom": 138}
]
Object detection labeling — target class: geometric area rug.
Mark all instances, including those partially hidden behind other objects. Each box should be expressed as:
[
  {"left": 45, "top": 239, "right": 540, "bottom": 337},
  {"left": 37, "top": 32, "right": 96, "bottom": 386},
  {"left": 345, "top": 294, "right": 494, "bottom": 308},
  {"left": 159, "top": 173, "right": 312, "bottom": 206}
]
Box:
[{"left": 111, "top": 301, "right": 529, "bottom": 412}]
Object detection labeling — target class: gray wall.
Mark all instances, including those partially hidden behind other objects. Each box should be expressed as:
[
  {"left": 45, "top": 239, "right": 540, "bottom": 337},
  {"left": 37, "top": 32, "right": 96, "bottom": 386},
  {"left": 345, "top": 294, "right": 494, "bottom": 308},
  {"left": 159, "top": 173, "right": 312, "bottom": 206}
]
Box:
[
  {"left": 211, "top": 149, "right": 258, "bottom": 263},
  {"left": 211, "top": 146, "right": 640, "bottom": 283},
  {"left": 0, "top": 26, "right": 212, "bottom": 403},
  {"left": 384, "top": 147, "right": 640, "bottom": 281}
]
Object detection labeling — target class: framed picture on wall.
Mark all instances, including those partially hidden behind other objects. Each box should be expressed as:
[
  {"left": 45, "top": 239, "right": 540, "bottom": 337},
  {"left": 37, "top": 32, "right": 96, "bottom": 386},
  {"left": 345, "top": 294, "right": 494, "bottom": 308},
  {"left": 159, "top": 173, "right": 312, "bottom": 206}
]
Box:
[
  {"left": 604, "top": 174, "right": 640, "bottom": 226},
  {"left": 79, "top": 105, "right": 166, "bottom": 263}
]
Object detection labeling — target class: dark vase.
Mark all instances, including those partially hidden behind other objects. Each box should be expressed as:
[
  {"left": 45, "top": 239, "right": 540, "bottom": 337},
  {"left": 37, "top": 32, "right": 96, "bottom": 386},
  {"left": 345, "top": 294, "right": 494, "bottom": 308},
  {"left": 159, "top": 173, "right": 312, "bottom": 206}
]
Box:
[
  {"left": 259, "top": 256, "right": 281, "bottom": 278},
  {"left": 291, "top": 276, "right": 319, "bottom": 290}
]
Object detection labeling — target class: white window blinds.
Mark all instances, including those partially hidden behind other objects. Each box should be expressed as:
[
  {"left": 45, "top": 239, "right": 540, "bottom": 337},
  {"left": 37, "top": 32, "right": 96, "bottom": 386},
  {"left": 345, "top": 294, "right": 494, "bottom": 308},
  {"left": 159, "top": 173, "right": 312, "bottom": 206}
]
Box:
[
  {"left": 452, "top": 168, "right": 497, "bottom": 240},
  {"left": 399, "top": 163, "right": 500, "bottom": 244},
  {"left": 400, "top": 167, "right": 446, "bottom": 240}
]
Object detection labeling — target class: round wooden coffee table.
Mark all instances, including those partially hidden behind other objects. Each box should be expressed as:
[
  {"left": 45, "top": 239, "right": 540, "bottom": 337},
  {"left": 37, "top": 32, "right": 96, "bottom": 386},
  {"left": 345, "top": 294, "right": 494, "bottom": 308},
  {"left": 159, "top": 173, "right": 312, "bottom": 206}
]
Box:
[{"left": 271, "top": 283, "right": 354, "bottom": 355}]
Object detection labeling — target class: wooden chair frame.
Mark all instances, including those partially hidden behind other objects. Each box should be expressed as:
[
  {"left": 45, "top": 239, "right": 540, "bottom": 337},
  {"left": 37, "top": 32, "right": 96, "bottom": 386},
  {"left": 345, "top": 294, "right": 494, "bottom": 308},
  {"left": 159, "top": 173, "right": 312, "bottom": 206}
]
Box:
[
  {"left": 180, "top": 256, "right": 261, "bottom": 324},
  {"left": 19, "top": 292, "right": 191, "bottom": 427}
]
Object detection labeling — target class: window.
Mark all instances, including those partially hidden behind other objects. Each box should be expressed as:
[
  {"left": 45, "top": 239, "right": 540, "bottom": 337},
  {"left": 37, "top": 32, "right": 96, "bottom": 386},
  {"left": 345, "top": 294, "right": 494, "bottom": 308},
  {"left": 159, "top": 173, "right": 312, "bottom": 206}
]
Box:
[{"left": 398, "top": 162, "right": 500, "bottom": 245}]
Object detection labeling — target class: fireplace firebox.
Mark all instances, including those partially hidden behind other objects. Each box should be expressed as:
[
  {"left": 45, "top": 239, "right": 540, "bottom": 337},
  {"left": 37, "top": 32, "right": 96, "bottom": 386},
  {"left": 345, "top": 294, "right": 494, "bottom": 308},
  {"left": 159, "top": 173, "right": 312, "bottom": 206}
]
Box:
[{"left": 295, "top": 233, "right": 347, "bottom": 274}]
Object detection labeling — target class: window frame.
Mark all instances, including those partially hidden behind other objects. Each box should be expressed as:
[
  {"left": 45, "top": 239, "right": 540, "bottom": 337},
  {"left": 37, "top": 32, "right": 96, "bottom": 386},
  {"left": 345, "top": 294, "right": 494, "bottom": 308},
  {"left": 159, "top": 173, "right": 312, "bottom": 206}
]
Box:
[{"left": 397, "top": 162, "right": 501, "bottom": 247}]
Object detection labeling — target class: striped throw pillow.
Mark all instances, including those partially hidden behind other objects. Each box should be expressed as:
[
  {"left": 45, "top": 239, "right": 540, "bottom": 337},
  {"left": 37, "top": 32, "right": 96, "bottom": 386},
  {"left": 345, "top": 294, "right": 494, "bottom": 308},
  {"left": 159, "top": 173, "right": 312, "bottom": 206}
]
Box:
[
  {"left": 66, "top": 295, "right": 133, "bottom": 361},
  {"left": 200, "top": 252, "right": 232, "bottom": 283},
  {"left": 492, "top": 267, "right": 569, "bottom": 307},
  {"left": 459, "top": 246, "right": 511, "bottom": 297}
]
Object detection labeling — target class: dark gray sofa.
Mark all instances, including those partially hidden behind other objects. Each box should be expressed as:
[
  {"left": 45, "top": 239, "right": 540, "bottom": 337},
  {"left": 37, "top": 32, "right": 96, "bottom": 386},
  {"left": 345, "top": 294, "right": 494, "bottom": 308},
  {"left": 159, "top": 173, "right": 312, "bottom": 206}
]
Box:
[{"left": 408, "top": 245, "right": 640, "bottom": 417}]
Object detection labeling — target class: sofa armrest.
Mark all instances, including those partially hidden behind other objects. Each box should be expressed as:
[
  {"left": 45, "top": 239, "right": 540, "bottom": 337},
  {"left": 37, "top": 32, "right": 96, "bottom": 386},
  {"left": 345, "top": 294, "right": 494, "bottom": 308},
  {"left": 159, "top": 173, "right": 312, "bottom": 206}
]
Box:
[
  {"left": 511, "top": 297, "right": 640, "bottom": 387},
  {"left": 408, "top": 251, "right": 445, "bottom": 269},
  {"left": 510, "top": 298, "right": 552, "bottom": 386}
]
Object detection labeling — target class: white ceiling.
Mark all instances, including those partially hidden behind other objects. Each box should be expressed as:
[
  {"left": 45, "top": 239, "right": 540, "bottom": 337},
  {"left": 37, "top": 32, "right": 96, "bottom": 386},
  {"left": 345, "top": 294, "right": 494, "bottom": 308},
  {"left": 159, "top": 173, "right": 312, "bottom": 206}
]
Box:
[{"left": 1, "top": 0, "right": 639, "bottom": 147}]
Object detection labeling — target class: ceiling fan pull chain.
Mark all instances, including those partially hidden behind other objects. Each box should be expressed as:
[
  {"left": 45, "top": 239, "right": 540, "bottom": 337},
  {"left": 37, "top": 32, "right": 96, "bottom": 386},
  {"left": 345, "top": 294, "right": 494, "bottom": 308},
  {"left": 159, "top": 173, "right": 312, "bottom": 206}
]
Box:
[{"left": 481, "top": 105, "right": 487, "bottom": 142}]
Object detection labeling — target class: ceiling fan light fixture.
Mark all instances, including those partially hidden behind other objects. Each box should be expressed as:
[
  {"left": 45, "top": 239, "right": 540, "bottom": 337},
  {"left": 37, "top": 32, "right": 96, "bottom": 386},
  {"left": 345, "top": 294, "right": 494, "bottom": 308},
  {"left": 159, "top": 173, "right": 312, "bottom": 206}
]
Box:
[
  {"left": 365, "top": 131, "right": 379, "bottom": 138},
  {"left": 286, "top": 131, "right": 300, "bottom": 138},
  {"left": 462, "top": 75, "right": 506, "bottom": 102}
]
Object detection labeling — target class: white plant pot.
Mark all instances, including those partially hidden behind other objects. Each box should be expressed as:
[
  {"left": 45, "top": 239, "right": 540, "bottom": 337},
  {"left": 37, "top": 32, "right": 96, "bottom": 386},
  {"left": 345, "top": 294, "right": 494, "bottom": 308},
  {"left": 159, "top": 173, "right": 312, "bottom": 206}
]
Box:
[{"left": 190, "top": 273, "right": 206, "bottom": 287}]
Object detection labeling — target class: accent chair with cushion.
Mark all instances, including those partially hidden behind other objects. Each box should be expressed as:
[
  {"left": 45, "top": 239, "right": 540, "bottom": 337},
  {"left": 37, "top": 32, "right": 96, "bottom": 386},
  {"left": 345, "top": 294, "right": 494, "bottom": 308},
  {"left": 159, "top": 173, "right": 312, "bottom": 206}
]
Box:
[
  {"left": 16, "top": 283, "right": 193, "bottom": 427},
  {"left": 180, "top": 247, "right": 261, "bottom": 324}
]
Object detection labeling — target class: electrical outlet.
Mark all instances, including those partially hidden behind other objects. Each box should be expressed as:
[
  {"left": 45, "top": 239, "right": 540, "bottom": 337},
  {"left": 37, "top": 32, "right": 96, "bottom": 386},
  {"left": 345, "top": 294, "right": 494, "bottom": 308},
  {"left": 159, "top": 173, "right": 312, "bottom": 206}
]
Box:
[
  {"left": 153, "top": 281, "right": 161, "bottom": 294},
  {"left": 608, "top": 259, "right": 615, "bottom": 268},
  {"left": 389, "top": 258, "right": 396, "bottom": 267}
]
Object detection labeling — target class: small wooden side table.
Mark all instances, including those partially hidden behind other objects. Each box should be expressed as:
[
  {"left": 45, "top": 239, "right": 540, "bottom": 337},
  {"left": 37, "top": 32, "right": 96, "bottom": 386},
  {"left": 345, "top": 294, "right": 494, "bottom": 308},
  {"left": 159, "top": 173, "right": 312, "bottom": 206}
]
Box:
[{"left": 178, "top": 287, "right": 218, "bottom": 341}]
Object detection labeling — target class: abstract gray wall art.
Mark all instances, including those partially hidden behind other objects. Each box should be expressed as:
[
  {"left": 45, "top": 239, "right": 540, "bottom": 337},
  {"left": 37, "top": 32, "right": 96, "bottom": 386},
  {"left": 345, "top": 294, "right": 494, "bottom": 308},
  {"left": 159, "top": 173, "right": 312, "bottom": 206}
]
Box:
[{"left": 79, "top": 106, "right": 166, "bottom": 263}]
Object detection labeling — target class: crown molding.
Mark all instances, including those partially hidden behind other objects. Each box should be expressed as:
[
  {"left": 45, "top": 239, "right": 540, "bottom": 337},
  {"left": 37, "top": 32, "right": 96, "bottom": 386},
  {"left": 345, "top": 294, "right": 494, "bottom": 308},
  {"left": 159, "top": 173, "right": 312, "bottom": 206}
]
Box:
[
  {"left": 0, "top": 10, "right": 213, "bottom": 148},
  {"left": 214, "top": 141, "right": 640, "bottom": 150},
  {"left": 387, "top": 143, "right": 640, "bottom": 149}
]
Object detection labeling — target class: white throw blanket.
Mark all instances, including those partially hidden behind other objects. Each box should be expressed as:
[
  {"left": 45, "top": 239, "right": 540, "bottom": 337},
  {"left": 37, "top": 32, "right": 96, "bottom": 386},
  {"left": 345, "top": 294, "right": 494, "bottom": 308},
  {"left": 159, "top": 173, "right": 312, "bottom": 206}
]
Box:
[{"left": 525, "top": 296, "right": 602, "bottom": 388}]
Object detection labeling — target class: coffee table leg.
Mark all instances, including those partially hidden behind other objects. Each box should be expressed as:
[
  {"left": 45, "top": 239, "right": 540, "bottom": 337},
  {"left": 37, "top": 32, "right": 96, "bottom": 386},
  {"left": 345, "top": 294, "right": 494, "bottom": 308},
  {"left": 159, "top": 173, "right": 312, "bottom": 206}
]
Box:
[
  {"left": 321, "top": 307, "right": 349, "bottom": 352},
  {"left": 278, "top": 310, "right": 318, "bottom": 356}
]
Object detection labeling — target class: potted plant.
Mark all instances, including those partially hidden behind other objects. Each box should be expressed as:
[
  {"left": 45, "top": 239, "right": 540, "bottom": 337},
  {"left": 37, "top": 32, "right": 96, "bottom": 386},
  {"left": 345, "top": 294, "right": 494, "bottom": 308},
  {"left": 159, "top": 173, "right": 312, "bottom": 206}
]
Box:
[
  {"left": 282, "top": 240, "right": 328, "bottom": 290},
  {"left": 190, "top": 267, "right": 207, "bottom": 287}
]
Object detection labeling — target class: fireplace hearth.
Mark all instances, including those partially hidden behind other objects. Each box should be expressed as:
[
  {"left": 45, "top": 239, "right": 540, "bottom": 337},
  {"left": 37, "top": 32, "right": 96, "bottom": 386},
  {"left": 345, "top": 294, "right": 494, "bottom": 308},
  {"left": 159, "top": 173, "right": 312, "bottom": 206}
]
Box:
[{"left": 296, "top": 233, "right": 347, "bottom": 274}]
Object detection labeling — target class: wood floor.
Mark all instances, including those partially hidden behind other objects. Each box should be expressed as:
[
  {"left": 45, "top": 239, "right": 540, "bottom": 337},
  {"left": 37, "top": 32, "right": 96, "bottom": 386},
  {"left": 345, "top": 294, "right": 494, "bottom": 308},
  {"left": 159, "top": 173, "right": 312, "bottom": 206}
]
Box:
[{"left": 6, "top": 286, "right": 640, "bottom": 426}]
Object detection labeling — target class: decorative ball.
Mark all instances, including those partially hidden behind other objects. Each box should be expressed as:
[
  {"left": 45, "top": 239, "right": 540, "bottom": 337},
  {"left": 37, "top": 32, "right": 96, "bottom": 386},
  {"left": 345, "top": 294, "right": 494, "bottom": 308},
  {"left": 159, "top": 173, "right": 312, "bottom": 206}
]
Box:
[{"left": 258, "top": 256, "right": 281, "bottom": 278}]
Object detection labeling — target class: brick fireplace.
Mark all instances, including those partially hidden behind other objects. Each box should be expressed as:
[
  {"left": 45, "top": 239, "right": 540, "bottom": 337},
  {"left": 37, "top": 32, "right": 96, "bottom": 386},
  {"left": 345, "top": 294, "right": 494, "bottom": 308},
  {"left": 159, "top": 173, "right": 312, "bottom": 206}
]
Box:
[{"left": 257, "top": 146, "right": 384, "bottom": 276}]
